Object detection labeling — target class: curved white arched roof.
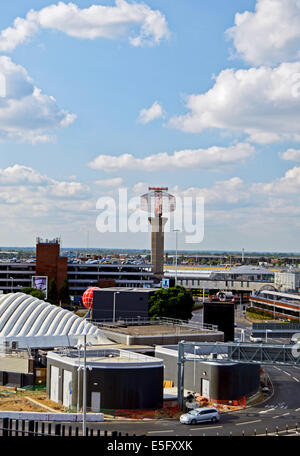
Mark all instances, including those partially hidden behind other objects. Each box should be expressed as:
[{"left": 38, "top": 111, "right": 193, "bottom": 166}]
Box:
[{"left": 0, "top": 293, "right": 110, "bottom": 349}]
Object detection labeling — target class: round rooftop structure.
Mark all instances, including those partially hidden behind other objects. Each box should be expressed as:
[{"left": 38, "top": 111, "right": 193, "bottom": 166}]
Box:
[{"left": 0, "top": 293, "right": 110, "bottom": 349}]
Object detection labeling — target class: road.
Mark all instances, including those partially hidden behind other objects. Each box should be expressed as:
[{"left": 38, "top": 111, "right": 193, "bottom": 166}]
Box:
[{"left": 84, "top": 365, "right": 300, "bottom": 437}]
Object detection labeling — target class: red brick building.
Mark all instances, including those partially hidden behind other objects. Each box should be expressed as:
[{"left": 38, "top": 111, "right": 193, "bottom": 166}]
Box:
[{"left": 35, "top": 238, "right": 67, "bottom": 293}]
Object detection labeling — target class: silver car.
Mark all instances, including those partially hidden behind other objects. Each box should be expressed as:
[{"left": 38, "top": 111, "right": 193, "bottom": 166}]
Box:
[{"left": 180, "top": 407, "right": 220, "bottom": 425}]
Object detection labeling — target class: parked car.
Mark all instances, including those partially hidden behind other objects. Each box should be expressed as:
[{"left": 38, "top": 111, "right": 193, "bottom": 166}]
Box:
[{"left": 180, "top": 407, "right": 220, "bottom": 425}]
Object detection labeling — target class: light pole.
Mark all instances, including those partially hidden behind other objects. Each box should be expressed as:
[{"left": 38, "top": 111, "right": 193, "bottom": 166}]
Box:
[
  {"left": 76, "top": 344, "right": 83, "bottom": 413},
  {"left": 265, "top": 329, "right": 272, "bottom": 343},
  {"left": 10, "top": 277, "right": 13, "bottom": 293},
  {"left": 113, "top": 291, "right": 120, "bottom": 323},
  {"left": 82, "top": 320, "right": 87, "bottom": 437},
  {"left": 173, "top": 230, "right": 180, "bottom": 285},
  {"left": 193, "top": 345, "right": 200, "bottom": 393}
]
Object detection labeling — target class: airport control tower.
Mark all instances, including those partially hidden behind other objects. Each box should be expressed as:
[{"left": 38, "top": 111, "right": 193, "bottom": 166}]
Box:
[{"left": 141, "top": 187, "right": 176, "bottom": 279}]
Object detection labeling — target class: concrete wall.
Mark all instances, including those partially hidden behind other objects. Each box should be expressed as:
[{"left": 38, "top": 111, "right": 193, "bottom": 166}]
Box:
[{"left": 0, "top": 357, "right": 33, "bottom": 374}]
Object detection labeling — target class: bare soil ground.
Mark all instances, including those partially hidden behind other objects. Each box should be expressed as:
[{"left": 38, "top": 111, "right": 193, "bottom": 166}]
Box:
[{"left": 0, "top": 387, "right": 67, "bottom": 412}]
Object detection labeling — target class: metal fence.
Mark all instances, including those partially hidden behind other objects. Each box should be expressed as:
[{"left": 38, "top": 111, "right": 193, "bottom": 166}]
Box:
[
  {"left": 93, "top": 316, "right": 218, "bottom": 332},
  {"left": 0, "top": 418, "right": 138, "bottom": 437}
]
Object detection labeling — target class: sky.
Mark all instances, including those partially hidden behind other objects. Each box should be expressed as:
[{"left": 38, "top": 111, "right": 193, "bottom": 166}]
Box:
[{"left": 0, "top": 0, "right": 300, "bottom": 252}]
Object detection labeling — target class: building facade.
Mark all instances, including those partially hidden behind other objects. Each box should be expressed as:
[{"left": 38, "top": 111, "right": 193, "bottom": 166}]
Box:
[{"left": 0, "top": 239, "right": 154, "bottom": 296}]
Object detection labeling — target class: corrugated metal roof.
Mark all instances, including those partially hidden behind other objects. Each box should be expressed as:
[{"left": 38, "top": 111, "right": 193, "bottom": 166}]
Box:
[{"left": 0, "top": 293, "right": 110, "bottom": 348}]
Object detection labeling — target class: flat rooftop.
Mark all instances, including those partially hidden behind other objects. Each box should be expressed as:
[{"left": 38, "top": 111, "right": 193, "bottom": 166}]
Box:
[
  {"left": 98, "top": 323, "right": 215, "bottom": 335},
  {"left": 48, "top": 348, "right": 163, "bottom": 368},
  {"left": 94, "top": 287, "right": 158, "bottom": 292}
]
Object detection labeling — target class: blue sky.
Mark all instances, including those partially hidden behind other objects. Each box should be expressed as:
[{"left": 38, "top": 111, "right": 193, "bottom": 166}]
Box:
[{"left": 1, "top": 0, "right": 300, "bottom": 252}]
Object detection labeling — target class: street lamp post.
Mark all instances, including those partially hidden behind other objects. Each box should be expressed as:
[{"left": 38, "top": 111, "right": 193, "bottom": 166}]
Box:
[
  {"left": 76, "top": 344, "right": 83, "bottom": 413},
  {"left": 113, "top": 291, "right": 120, "bottom": 323},
  {"left": 265, "top": 329, "right": 272, "bottom": 343},
  {"left": 82, "top": 320, "right": 87, "bottom": 437},
  {"left": 193, "top": 345, "right": 200, "bottom": 393},
  {"left": 173, "top": 230, "right": 180, "bottom": 286}
]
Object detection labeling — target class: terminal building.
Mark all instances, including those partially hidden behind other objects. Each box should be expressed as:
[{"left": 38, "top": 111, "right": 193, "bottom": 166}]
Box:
[{"left": 164, "top": 265, "right": 274, "bottom": 296}]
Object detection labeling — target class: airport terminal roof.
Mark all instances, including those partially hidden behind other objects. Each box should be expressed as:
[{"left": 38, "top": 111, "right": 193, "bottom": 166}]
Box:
[{"left": 0, "top": 293, "right": 110, "bottom": 349}]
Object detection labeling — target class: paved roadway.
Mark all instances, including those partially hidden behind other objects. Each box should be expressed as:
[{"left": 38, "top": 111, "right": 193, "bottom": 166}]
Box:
[{"left": 84, "top": 365, "right": 300, "bottom": 437}]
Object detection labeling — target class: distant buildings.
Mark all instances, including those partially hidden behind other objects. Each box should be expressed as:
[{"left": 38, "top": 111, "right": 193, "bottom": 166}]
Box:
[
  {"left": 250, "top": 289, "right": 300, "bottom": 321},
  {"left": 275, "top": 270, "right": 300, "bottom": 293},
  {"left": 0, "top": 238, "right": 155, "bottom": 296},
  {"left": 165, "top": 265, "right": 274, "bottom": 296}
]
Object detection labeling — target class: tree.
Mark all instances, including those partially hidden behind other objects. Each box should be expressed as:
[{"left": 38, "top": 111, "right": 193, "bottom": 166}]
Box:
[
  {"left": 59, "top": 278, "right": 70, "bottom": 304},
  {"left": 48, "top": 278, "right": 59, "bottom": 305},
  {"left": 21, "top": 287, "right": 45, "bottom": 300},
  {"left": 148, "top": 286, "right": 194, "bottom": 321}
]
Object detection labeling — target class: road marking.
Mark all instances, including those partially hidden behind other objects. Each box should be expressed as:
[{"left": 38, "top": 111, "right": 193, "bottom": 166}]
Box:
[
  {"left": 189, "top": 425, "right": 222, "bottom": 431},
  {"left": 293, "top": 377, "right": 299, "bottom": 382},
  {"left": 273, "top": 412, "right": 290, "bottom": 419},
  {"left": 235, "top": 420, "right": 261, "bottom": 426},
  {"left": 283, "top": 371, "right": 291, "bottom": 376},
  {"left": 148, "top": 430, "right": 174, "bottom": 434},
  {"left": 295, "top": 408, "right": 300, "bottom": 412},
  {"left": 259, "top": 408, "right": 275, "bottom": 414}
]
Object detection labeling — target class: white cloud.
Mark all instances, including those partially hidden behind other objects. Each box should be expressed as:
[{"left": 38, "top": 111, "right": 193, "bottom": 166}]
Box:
[
  {"left": 0, "top": 164, "right": 88, "bottom": 198},
  {"left": 253, "top": 166, "right": 300, "bottom": 195},
  {"left": 88, "top": 143, "right": 254, "bottom": 172},
  {"left": 0, "top": 56, "right": 75, "bottom": 142},
  {"left": 0, "top": 163, "right": 95, "bottom": 245},
  {"left": 94, "top": 177, "right": 124, "bottom": 187},
  {"left": 279, "top": 148, "right": 300, "bottom": 162},
  {"left": 132, "top": 182, "right": 149, "bottom": 194},
  {"left": 138, "top": 101, "right": 164, "bottom": 124},
  {"left": 0, "top": 1, "right": 170, "bottom": 52},
  {"left": 175, "top": 177, "right": 247, "bottom": 204},
  {"left": 226, "top": 0, "right": 300, "bottom": 66},
  {"left": 169, "top": 62, "right": 300, "bottom": 144}
]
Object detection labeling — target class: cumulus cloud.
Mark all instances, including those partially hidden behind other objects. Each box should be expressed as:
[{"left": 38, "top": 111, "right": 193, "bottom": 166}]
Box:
[
  {"left": 88, "top": 143, "right": 254, "bottom": 172},
  {"left": 169, "top": 62, "right": 300, "bottom": 144},
  {"left": 0, "top": 56, "right": 76, "bottom": 142},
  {"left": 94, "top": 177, "right": 124, "bottom": 187},
  {"left": 279, "top": 148, "right": 300, "bottom": 162},
  {"left": 0, "top": 163, "right": 96, "bottom": 245},
  {"left": 253, "top": 166, "right": 300, "bottom": 195},
  {"left": 0, "top": 164, "right": 87, "bottom": 196},
  {"left": 138, "top": 101, "right": 164, "bottom": 124},
  {"left": 132, "top": 182, "right": 149, "bottom": 194},
  {"left": 0, "top": 1, "right": 170, "bottom": 52},
  {"left": 175, "top": 177, "right": 247, "bottom": 204},
  {"left": 226, "top": 0, "right": 300, "bottom": 66}
]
